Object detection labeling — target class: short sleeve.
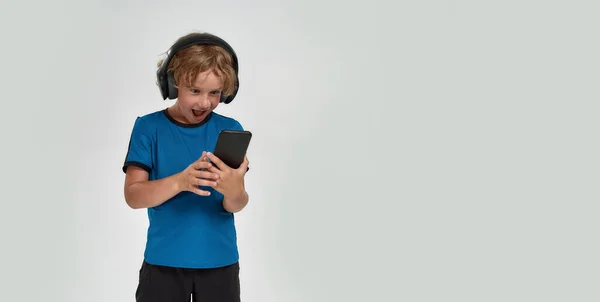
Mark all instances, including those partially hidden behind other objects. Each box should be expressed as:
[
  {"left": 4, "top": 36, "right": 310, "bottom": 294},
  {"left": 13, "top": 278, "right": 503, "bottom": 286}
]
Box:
[
  {"left": 231, "top": 119, "right": 244, "bottom": 131},
  {"left": 122, "top": 117, "right": 154, "bottom": 173}
]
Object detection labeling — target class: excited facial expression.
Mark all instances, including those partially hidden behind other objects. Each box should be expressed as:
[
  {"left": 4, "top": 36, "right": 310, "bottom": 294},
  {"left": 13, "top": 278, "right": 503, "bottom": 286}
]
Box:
[{"left": 169, "top": 69, "right": 223, "bottom": 124}]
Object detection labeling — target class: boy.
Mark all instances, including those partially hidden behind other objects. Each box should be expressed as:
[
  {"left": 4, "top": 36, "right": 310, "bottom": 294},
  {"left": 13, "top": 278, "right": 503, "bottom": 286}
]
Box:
[{"left": 122, "top": 32, "right": 250, "bottom": 302}]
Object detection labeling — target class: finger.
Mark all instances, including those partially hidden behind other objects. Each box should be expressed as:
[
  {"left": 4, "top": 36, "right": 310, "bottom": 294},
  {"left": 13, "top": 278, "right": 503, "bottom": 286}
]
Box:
[
  {"left": 208, "top": 165, "right": 227, "bottom": 176},
  {"left": 207, "top": 165, "right": 221, "bottom": 173},
  {"left": 190, "top": 186, "right": 211, "bottom": 196},
  {"left": 195, "top": 178, "right": 218, "bottom": 187},
  {"left": 200, "top": 151, "right": 208, "bottom": 161},
  {"left": 235, "top": 156, "right": 249, "bottom": 173},
  {"left": 193, "top": 170, "right": 220, "bottom": 180},
  {"left": 193, "top": 152, "right": 207, "bottom": 164},
  {"left": 238, "top": 155, "right": 249, "bottom": 171},
  {"left": 193, "top": 160, "right": 213, "bottom": 170},
  {"left": 206, "top": 152, "right": 228, "bottom": 170}
]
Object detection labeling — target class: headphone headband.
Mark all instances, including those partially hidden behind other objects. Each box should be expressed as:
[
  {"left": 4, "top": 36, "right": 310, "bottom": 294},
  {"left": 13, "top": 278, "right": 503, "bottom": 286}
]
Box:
[{"left": 156, "top": 32, "right": 239, "bottom": 104}]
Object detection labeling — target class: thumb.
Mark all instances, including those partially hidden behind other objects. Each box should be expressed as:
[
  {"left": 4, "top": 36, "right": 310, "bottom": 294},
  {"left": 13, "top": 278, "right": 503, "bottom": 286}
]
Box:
[{"left": 199, "top": 151, "right": 208, "bottom": 161}]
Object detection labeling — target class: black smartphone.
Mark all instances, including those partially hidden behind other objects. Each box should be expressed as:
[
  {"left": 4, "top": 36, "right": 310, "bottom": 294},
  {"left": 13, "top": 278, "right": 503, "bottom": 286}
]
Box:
[{"left": 212, "top": 130, "right": 252, "bottom": 169}]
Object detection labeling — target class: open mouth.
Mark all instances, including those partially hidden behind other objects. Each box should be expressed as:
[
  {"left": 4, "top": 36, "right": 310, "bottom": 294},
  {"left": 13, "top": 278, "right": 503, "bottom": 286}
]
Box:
[{"left": 192, "top": 109, "right": 206, "bottom": 117}]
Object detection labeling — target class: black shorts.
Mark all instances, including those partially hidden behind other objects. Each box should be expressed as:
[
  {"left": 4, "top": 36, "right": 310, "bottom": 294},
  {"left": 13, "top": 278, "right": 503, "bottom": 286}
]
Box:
[{"left": 135, "top": 260, "right": 240, "bottom": 302}]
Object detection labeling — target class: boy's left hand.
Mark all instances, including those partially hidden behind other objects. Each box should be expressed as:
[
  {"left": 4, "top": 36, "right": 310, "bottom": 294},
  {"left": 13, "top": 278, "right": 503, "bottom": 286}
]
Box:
[{"left": 202, "top": 151, "right": 248, "bottom": 198}]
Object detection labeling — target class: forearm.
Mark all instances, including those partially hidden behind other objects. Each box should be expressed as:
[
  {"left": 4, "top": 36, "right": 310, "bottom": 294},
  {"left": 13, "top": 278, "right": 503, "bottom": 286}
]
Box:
[
  {"left": 125, "top": 174, "right": 182, "bottom": 209},
  {"left": 222, "top": 189, "right": 249, "bottom": 213}
]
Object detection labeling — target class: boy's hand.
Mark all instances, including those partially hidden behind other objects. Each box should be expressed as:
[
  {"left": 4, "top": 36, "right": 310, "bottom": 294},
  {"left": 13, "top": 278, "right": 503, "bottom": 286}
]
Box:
[
  {"left": 175, "top": 155, "right": 220, "bottom": 196},
  {"left": 204, "top": 152, "right": 249, "bottom": 198}
]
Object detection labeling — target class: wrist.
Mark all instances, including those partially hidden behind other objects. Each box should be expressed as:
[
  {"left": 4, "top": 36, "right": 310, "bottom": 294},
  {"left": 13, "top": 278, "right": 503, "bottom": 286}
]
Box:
[
  {"left": 226, "top": 184, "right": 246, "bottom": 199},
  {"left": 222, "top": 186, "right": 248, "bottom": 213},
  {"left": 171, "top": 172, "right": 184, "bottom": 193}
]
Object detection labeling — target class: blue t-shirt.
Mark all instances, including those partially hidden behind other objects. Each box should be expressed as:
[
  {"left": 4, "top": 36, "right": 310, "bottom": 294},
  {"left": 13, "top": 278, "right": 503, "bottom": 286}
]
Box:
[{"left": 122, "top": 108, "right": 244, "bottom": 269}]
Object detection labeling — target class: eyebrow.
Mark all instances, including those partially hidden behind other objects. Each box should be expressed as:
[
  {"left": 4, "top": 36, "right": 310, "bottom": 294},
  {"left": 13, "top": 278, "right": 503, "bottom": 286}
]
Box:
[{"left": 190, "top": 86, "right": 223, "bottom": 91}]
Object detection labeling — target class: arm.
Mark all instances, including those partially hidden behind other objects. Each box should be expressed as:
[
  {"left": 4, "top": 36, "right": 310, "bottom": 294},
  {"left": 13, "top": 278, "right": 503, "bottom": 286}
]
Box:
[
  {"left": 122, "top": 117, "right": 181, "bottom": 209},
  {"left": 222, "top": 188, "right": 249, "bottom": 213},
  {"left": 219, "top": 119, "right": 250, "bottom": 213},
  {"left": 205, "top": 152, "right": 250, "bottom": 214},
  {"left": 124, "top": 160, "right": 219, "bottom": 209},
  {"left": 124, "top": 166, "right": 182, "bottom": 209}
]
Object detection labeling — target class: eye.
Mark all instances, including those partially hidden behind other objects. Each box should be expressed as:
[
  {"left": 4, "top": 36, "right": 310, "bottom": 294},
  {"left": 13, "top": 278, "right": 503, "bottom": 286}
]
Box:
[
  {"left": 210, "top": 90, "right": 222, "bottom": 95},
  {"left": 190, "top": 89, "right": 200, "bottom": 94}
]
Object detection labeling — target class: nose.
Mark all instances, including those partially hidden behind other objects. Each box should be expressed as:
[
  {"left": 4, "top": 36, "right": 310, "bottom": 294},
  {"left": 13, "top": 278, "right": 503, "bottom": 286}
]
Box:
[{"left": 198, "top": 93, "right": 211, "bottom": 108}]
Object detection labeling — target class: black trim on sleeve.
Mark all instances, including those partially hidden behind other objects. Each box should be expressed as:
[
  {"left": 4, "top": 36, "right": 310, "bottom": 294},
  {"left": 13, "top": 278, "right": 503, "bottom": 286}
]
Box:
[{"left": 123, "top": 162, "right": 151, "bottom": 174}]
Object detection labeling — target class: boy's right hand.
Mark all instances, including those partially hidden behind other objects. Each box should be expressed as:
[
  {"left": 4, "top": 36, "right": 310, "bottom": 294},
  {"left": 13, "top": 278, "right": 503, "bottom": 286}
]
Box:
[{"left": 176, "top": 155, "right": 220, "bottom": 196}]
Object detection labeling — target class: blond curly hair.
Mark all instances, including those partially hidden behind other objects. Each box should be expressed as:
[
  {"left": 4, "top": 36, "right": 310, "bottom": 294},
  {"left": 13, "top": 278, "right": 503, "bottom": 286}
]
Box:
[{"left": 157, "top": 33, "right": 237, "bottom": 97}]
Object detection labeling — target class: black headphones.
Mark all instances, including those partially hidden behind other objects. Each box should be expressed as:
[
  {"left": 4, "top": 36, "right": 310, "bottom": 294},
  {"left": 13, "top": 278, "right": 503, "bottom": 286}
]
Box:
[{"left": 156, "top": 32, "right": 239, "bottom": 104}]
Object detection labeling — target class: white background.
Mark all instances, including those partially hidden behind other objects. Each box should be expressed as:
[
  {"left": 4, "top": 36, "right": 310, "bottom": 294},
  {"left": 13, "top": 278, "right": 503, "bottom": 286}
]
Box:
[{"left": 1, "top": 0, "right": 599, "bottom": 301}]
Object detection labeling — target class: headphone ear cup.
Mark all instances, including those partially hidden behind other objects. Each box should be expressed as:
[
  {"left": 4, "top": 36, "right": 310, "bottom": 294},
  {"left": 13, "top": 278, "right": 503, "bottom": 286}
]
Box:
[
  {"left": 167, "top": 72, "right": 178, "bottom": 99},
  {"left": 222, "top": 82, "right": 239, "bottom": 104},
  {"left": 157, "top": 72, "right": 167, "bottom": 100}
]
